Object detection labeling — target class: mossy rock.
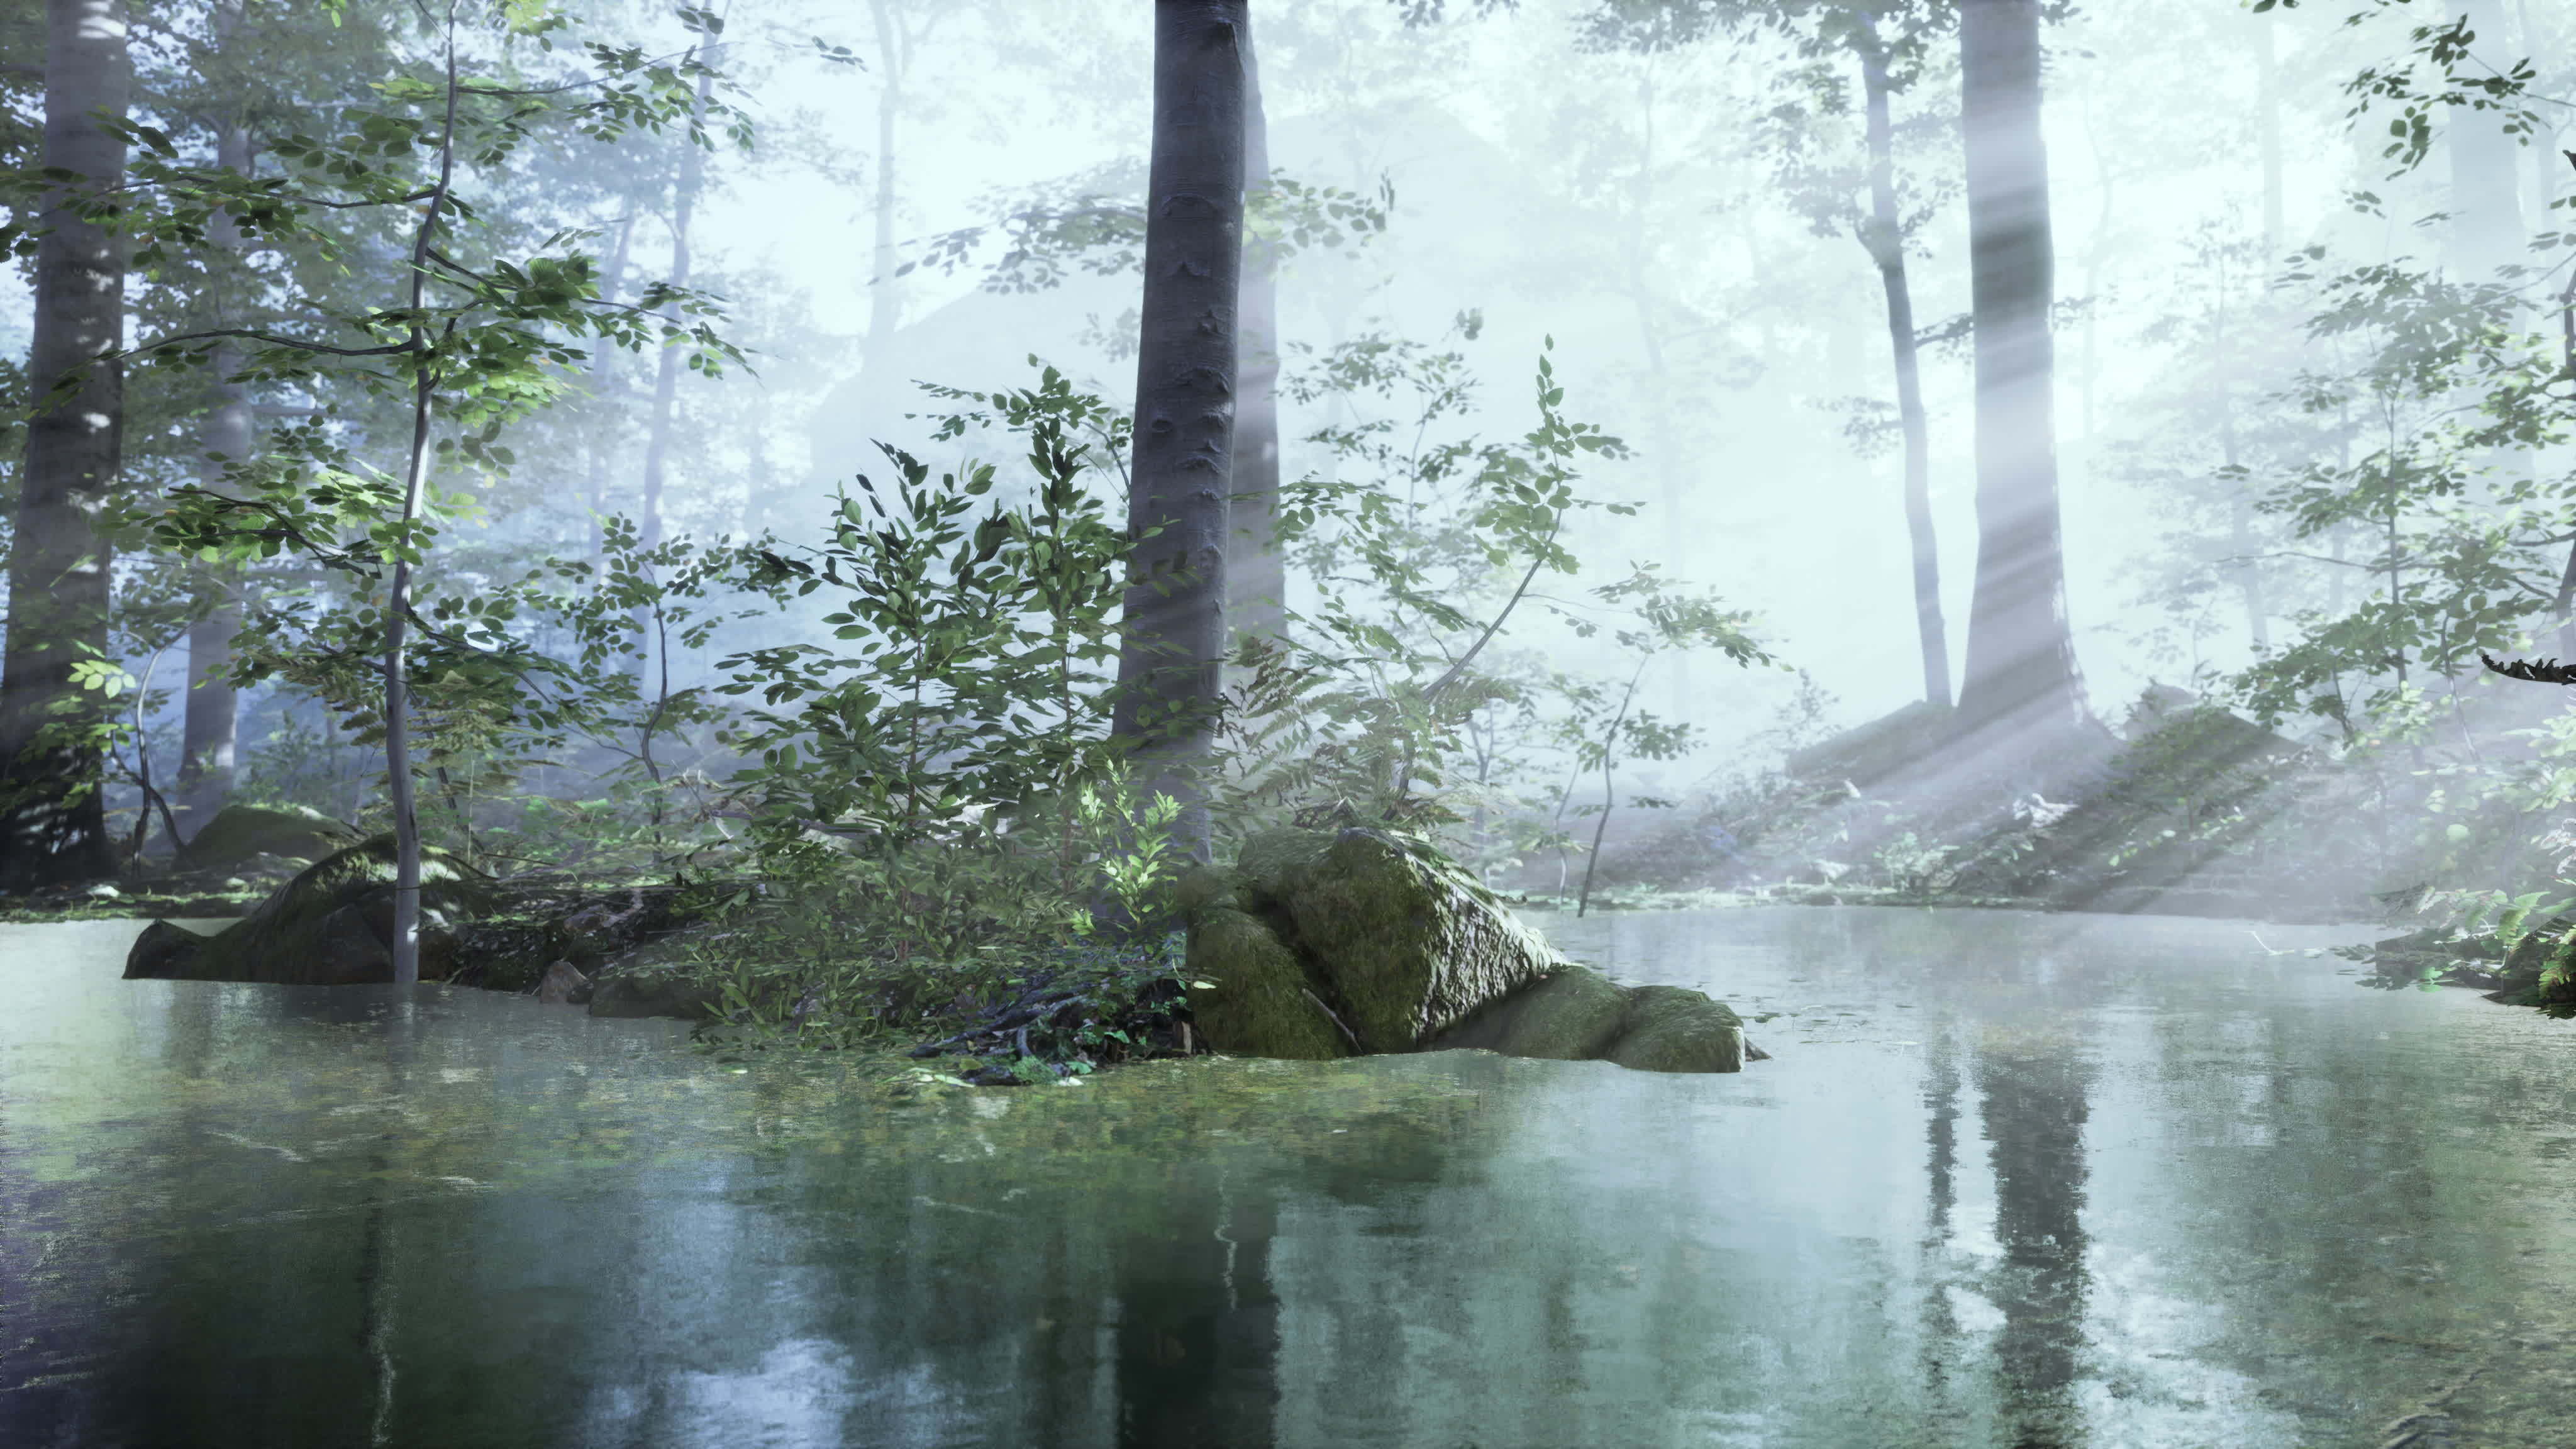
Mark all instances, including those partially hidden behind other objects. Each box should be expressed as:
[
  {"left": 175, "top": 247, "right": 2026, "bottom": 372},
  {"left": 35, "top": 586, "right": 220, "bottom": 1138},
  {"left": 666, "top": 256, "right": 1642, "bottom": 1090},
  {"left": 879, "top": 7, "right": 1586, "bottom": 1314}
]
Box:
[
  {"left": 1602, "top": 985, "right": 1745, "bottom": 1074},
  {"left": 1182, "top": 879, "right": 1352, "bottom": 1061},
  {"left": 125, "top": 835, "right": 494, "bottom": 985},
  {"left": 1183, "top": 829, "right": 1749, "bottom": 1074},
  {"left": 175, "top": 803, "right": 357, "bottom": 875},
  {"left": 1253, "top": 826, "right": 1562, "bottom": 1050},
  {"left": 1428, "top": 965, "right": 1632, "bottom": 1060},
  {"left": 587, "top": 972, "right": 724, "bottom": 1019}
]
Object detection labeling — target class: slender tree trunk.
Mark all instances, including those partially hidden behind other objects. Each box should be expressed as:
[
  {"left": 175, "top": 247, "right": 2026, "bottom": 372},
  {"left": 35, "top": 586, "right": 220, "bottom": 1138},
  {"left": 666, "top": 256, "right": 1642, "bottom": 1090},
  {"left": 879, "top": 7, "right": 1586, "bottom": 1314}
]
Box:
[
  {"left": 2448, "top": 0, "right": 2524, "bottom": 282},
  {"left": 386, "top": 26, "right": 462, "bottom": 987},
  {"left": 1112, "top": 0, "right": 1247, "bottom": 863},
  {"left": 0, "top": 0, "right": 128, "bottom": 891},
  {"left": 1857, "top": 17, "right": 1950, "bottom": 710},
  {"left": 638, "top": 71, "right": 711, "bottom": 560},
  {"left": 179, "top": 43, "right": 253, "bottom": 831},
  {"left": 2253, "top": 5, "right": 2284, "bottom": 266},
  {"left": 866, "top": 0, "right": 906, "bottom": 364},
  {"left": 1955, "top": 0, "right": 2087, "bottom": 743},
  {"left": 583, "top": 210, "right": 635, "bottom": 564},
  {"left": 1226, "top": 17, "right": 1285, "bottom": 643}
]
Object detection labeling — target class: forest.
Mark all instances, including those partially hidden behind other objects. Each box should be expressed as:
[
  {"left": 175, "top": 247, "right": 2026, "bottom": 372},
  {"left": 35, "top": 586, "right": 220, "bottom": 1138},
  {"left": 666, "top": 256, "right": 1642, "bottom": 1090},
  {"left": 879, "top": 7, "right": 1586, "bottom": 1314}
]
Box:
[{"left": 6, "top": 1, "right": 2576, "bottom": 1445}]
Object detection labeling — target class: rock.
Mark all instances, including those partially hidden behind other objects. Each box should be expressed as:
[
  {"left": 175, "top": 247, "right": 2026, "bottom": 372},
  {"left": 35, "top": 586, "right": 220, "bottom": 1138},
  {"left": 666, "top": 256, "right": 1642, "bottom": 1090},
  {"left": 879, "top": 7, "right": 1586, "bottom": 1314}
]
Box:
[
  {"left": 1181, "top": 870, "right": 1352, "bottom": 1062},
  {"left": 587, "top": 972, "right": 721, "bottom": 1020},
  {"left": 1602, "top": 985, "right": 1745, "bottom": 1073},
  {"left": 1424, "top": 969, "right": 1746, "bottom": 1074},
  {"left": 1186, "top": 827, "right": 1751, "bottom": 1074},
  {"left": 175, "top": 804, "right": 357, "bottom": 875},
  {"left": 121, "top": 835, "right": 494, "bottom": 985},
  {"left": 125, "top": 919, "right": 215, "bottom": 979},
  {"left": 535, "top": 960, "right": 591, "bottom": 1005},
  {"left": 1428, "top": 965, "right": 1632, "bottom": 1060},
  {"left": 1241, "top": 826, "right": 1562, "bottom": 1050}
]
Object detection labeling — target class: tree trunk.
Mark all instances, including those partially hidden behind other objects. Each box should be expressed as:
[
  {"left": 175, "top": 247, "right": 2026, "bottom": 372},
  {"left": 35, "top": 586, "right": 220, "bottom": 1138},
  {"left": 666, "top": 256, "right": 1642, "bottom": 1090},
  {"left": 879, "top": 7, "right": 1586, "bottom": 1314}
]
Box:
[
  {"left": 0, "top": 0, "right": 128, "bottom": 891},
  {"left": 582, "top": 210, "right": 635, "bottom": 564},
  {"left": 866, "top": 0, "right": 906, "bottom": 363},
  {"left": 2448, "top": 0, "right": 2524, "bottom": 282},
  {"left": 2253, "top": 4, "right": 2284, "bottom": 265},
  {"left": 1112, "top": 0, "right": 1247, "bottom": 863},
  {"left": 179, "top": 36, "right": 253, "bottom": 832},
  {"left": 638, "top": 71, "right": 711, "bottom": 560},
  {"left": 1955, "top": 0, "right": 2087, "bottom": 743},
  {"left": 1226, "top": 16, "right": 1285, "bottom": 643},
  {"left": 1857, "top": 16, "right": 1950, "bottom": 710}
]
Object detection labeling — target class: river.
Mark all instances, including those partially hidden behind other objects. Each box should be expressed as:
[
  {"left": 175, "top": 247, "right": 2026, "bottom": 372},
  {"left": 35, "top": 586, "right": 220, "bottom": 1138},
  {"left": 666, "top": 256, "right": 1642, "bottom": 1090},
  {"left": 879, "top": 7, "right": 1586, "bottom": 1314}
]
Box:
[{"left": 4, "top": 908, "right": 2573, "bottom": 1448}]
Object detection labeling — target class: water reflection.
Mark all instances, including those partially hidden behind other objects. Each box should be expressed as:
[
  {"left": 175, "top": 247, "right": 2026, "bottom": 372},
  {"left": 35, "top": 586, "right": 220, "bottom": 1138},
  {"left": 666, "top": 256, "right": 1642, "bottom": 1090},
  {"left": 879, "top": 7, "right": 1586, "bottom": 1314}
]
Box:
[{"left": 8, "top": 910, "right": 2576, "bottom": 1447}]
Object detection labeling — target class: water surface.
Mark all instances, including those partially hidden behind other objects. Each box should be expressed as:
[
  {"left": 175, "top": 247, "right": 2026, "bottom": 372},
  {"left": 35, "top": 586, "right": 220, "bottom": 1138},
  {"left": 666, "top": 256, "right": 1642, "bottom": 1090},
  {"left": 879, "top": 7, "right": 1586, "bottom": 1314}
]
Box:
[{"left": 5, "top": 908, "right": 2573, "bottom": 1448}]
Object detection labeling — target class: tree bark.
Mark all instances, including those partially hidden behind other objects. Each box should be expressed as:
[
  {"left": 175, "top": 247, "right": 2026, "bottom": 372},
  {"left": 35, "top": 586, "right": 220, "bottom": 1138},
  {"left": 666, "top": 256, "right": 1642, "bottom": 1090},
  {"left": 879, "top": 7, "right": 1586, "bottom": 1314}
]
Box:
[
  {"left": 2253, "top": 4, "right": 2284, "bottom": 265},
  {"left": 582, "top": 210, "right": 635, "bottom": 563},
  {"left": 1113, "top": 0, "right": 1247, "bottom": 863},
  {"left": 1955, "top": 0, "right": 2087, "bottom": 742},
  {"left": 1226, "top": 16, "right": 1285, "bottom": 643},
  {"left": 638, "top": 70, "right": 712, "bottom": 560},
  {"left": 865, "top": 0, "right": 907, "bottom": 364},
  {"left": 0, "top": 0, "right": 127, "bottom": 891},
  {"left": 1857, "top": 15, "right": 1950, "bottom": 710},
  {"left": 178, "top": 9, "right": 253, "bottom": 830}
]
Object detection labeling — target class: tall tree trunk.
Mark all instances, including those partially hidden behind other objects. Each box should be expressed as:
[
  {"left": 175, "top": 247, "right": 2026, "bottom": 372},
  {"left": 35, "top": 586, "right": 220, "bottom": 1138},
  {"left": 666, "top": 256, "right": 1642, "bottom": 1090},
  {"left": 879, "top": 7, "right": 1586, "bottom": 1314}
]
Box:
[
  {"left": 0, "top": 0, "right": 128, "bottom": 891},
  {"left": 1857, "top": 16, "right": 1950, "bottom": 711},
  {"left": 638, "top": 72, "right": 711, "bottom": 560},
  {"left": 582, "top": 210, "right": 635, "bottom": 564},
  {"left": 2253, "top": 4, "right": 2284, "bottom": 265},
  {"left": 386, "top": 24, "right": 464, "bottom": 987},
  {"left": 1226, "top": 17, "right": 1285, "bottom": 643},
  {"left": 179, "top": 16, "right": 252, "bottom": 831},
  {"left": 1112, "top": 0, "right": 1247, "bottom": 863},
  {"left": 2448, "top": 0, "right": 2524, "bottom": 282},
  {"left": 865, "top": 0, "right": 906, "bottom": 364},
  {"left": 1955, "top": 0, "right": 2087, "bottom": 743}
]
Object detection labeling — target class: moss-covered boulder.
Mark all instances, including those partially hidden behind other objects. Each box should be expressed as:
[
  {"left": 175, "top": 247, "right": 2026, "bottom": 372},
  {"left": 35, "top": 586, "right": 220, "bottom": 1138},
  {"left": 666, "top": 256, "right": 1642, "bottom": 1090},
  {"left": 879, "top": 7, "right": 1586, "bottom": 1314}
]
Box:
[
  {"left": 1423, "top": 969, "right": 1745, "bottom": 1073},
  {"left": 1602, "top": 985, "right": 1745, "bottom": 1072},
  {"left": 1179, "top": 867, "right": 1353, "bottom": 1061},
  {"left": 124, "top": 835, "right": 494, "bottom": 985},
  {"left": 175, "top": 803, "right": 357, "bottom": 875},
  {"left": 1185, "top": 826, "right": 1750, "bottom": 1074},
  {"left": 1238, "top": 827, "right": 1562, "bottom": 1050}
]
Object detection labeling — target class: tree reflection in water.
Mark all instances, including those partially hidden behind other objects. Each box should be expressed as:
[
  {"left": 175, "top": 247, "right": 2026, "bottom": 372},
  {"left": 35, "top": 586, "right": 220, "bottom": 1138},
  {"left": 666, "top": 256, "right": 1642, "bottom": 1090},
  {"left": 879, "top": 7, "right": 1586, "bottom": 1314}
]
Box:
[{"left": 1975, "top": 1005, "right": 2094, "bottom": 1449}]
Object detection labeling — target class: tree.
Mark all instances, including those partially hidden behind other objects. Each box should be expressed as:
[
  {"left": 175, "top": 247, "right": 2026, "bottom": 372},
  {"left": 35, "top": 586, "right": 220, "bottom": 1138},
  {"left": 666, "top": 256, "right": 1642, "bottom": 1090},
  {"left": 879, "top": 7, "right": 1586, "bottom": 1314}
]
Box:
[
  {"left": 1226, "top": 19, "right": 1285, "bottom": 643},
  {"left": 1954, "top": 0, "right": 2087, "bottom": 745},
  {"left": 1581, "top": 0, "right": 1957, "bottom": 709},
  {"left": 136, "top": 3, "right": 739, "bottom": 980},
  {"left": 0, "top": 0, "right": 130, "bottom": 890},
  {"left": 1855, "top": 8, "right": 1953, "bottom": 710},
  {"left": 1111, "top": 0, "right": 1248, "bottom": 863}
]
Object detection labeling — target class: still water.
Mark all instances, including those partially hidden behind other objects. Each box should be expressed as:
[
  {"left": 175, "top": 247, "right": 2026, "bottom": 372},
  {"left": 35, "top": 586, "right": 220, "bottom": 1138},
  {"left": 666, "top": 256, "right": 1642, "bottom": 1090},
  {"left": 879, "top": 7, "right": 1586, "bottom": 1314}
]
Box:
[{"left": 4, "top": 908, "right": 2575, "bottom": 1448}]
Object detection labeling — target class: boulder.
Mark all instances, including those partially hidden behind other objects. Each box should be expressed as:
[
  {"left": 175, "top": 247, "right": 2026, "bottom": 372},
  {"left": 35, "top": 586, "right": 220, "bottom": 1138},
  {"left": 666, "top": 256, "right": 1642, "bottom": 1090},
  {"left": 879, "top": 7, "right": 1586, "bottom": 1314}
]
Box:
[
  {"left": 535, "top": 960, "right": 591, "bottom": 1006},
  {"left": 123, "top": 835, "right": 494, "bottom": 985},
  {"left": 1424, "top": 969, "right": 1746, "bottom": 1074},
  {"left": 175, "top": 804, "right": 357, "bottom": 875},
  {"left": 1185, "top": 826, "right": 1750, "bottom": 1074},
  {"left": 587, "top": 972, "right": 722, "bottom": 1020},
  {"left": 1233, "top": 827, "right": 1562, "bottom": 1050},
  {"left": 1179, "top": 869, "right": 1353, "bottom": 1062}
]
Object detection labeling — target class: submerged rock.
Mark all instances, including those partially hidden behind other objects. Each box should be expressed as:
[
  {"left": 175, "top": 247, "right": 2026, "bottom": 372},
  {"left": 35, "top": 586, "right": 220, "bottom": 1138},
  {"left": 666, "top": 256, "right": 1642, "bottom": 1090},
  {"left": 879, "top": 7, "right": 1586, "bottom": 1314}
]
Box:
[
  {"left": 175, "top": 803, "right": 357, "bottom": 875},
  {"left": 123, "top": 835, "right": 494, "bottom": 985},
  {"left": 535, "top": 960, "right": 592, "bottom": 1005},
  {"left": 586, "top": 971, "right": 721, "bottom": 1020},
  {"left": 1184, "top": 826, "right": 1749, "bottom": 1074}
]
